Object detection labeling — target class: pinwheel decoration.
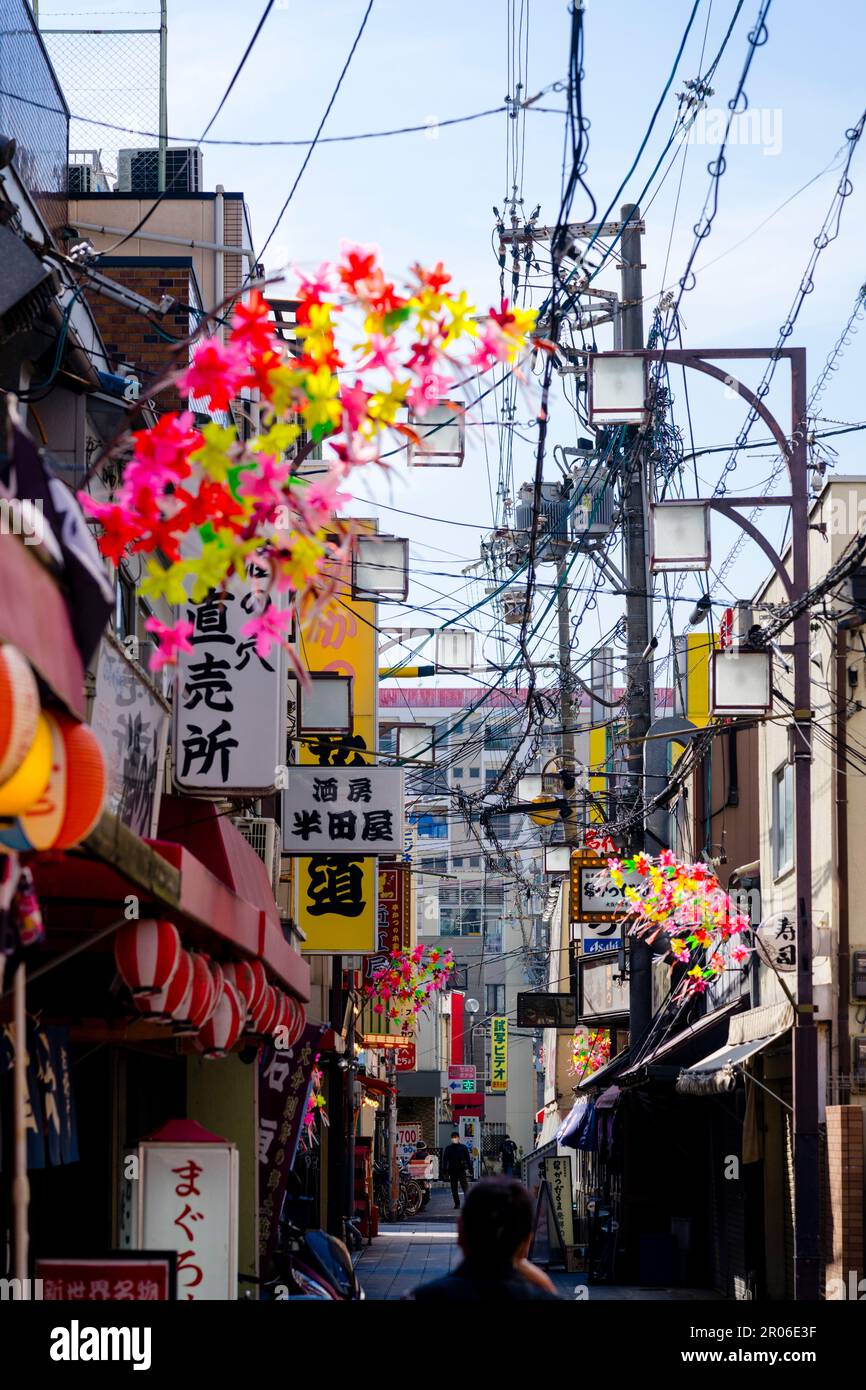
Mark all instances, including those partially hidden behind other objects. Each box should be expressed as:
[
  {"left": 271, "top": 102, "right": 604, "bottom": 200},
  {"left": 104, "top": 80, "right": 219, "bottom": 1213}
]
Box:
[
  {"left": 569, "top": 1027, "right": 611, "bottom": 1078},
  {"left": 607, "top": 849, "right": 752, "bottom": 996},
  {"left": 364, "top": 945, "right": 455, "bottom": 1033},
  {"left": 79, "top": 246, "right": 542, "bottom": 672}
]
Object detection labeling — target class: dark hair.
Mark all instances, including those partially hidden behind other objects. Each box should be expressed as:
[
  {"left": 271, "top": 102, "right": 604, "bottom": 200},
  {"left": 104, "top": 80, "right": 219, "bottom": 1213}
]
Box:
[
  {"left": 450, "top": 1131, "right": 460, "bottom": 1138},
  {"left": 459, "top": 1178, "right": 533, "bottom": 1267}
]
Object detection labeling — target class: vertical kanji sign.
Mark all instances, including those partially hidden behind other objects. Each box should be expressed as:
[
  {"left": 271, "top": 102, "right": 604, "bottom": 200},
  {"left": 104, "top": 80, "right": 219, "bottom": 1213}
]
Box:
[
  {"left": 295, "top": 544, "right": 378, "bottom": 952},
  {"left": 139, "top": 1140, "right": 238, "bottom": 1300},
  {"left": 257, "top": 1023, "right": 326, "bottom": 1277},
  {"left": 490, "top": 1015, "right": 508, "bottom": 1093},
  {"left": 173, "top": 558, "right": 288, "bottom": 795}
]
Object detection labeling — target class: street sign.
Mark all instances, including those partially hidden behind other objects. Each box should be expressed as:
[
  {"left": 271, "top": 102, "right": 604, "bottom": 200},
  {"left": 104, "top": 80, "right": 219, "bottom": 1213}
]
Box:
[
  {"left": 448, "top": 1078, "right": 476, "bottom": 1093},
  {"left": 447, "top": 1064, "right": 476, "bottom": 1081},
  {"left": 516, "top": 993, "right": 578, "bottom": 1029}
]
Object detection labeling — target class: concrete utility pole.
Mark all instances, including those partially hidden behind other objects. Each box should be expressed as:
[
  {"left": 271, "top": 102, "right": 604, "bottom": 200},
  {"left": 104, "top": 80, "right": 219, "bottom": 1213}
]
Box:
[
  {"left": 618, "top": 204, "right": 653, "bottom": 1046},
  {"left": 556, "top": 551, "right": 580, "bottom": 847}
]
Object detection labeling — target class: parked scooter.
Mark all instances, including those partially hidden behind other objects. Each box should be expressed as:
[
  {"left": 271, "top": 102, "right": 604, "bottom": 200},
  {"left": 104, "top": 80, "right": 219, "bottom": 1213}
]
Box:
[{"left": 262, "top": 1220, "right": 365, "bottom": 1300}]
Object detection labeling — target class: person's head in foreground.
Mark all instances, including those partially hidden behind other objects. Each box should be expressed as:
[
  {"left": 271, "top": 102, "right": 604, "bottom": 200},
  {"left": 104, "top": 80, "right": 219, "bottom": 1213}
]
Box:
[
  {"left": 458, "top": 1177, "right": 532, "bottom": 1269},
  {"left": 450, "top": 1131, "right": 460, "bottom": 1142},
  {"left": 409, "top": 1178, "right": 559, "bottom": 1300}
]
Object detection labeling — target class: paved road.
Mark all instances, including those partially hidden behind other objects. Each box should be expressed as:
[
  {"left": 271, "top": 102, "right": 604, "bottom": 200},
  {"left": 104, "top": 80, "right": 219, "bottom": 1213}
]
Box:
[{"left": 355, "top": 1187, "right": 722, "bottom": 1301}]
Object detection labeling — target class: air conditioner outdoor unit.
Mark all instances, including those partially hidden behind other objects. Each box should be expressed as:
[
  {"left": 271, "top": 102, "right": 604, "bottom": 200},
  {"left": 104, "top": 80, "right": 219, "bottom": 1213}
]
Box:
[
  {"left": 232, "top": 816, "right": 280, "bottom": 894},
  {"left": 116, "top": 146, "right": 203, "bottom": 194}
]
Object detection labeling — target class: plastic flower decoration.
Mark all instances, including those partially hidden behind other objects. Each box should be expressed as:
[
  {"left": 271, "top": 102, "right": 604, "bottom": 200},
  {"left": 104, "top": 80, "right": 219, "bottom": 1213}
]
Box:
[
  {"left": 303, "top": 1063, "right": 327, "bottom": 1132},
  {"left": 569, "top": 1028, "right": 611, "bottom": 1078},
  {"left": 364, "top": 946, "right": 455, "bottom": 1034},
  {"left": 80, "top": 251, "right": 543, "bottom": 672},
  {"left": 607, "top": 852, "right": 752, "bottom": 998}
]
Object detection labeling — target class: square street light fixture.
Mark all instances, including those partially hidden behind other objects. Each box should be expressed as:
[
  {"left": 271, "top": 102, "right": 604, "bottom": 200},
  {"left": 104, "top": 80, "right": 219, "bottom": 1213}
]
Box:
[
  {"left": 711, "top": 649, "right": 773, "bottom": 715},
  {"left": 352, "top": 535, "right": 410, "bottom": 602},
  {"left": 435, "top": 628, "right": 475, "bottom": 672},
  {"left": 544, "top": 844, "right": 572, "bottom": 875},
  {"left": 588, "top": 353, "right": 649, "bottom": 425},
  {"left": 398, "top": 724, "right": 436, "bottom": 764},
  {"left": 650, "top": 501, "right": 711, "bottom": 572},
  {"left": 298, "top": 673, "right": 353, "bottom": 734},
  {"left": 517, "top": 774, "right": 543, "bottom": 802},
  {"left": 407, "top": 401, "right": 465, "bottom": 466}
]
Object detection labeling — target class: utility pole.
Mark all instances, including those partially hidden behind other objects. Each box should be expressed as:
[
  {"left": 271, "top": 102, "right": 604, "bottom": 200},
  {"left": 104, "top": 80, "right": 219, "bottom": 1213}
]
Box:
[
  {"left": 158, "top": 0, "right": 168, "bottom": 194},
  {"left": 619, "top": 204, "right": 653, "bottom": 1046},
  {"left": 555, "top": 551, "right": 580, "bottom": 847}
]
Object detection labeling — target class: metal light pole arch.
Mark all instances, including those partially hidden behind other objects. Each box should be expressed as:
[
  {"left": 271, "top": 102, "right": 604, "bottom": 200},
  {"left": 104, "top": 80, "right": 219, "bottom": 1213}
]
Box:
[{"left": 592, "top": 345, "right": 819, "bottom": 1302}]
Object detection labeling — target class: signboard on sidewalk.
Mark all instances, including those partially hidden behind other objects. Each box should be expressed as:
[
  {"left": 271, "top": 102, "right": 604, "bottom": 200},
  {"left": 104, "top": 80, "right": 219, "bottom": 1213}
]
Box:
[
  {"left": 36, "top": 1253, "right": 176, "bottom": 1301},
  {"left": 138, "top": 1138, "right": 238, "bottom": 1301}
]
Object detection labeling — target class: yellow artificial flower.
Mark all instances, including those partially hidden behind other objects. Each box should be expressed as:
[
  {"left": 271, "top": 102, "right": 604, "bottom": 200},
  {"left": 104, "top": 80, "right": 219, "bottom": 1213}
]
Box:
[
  {"left": 367, "top": 378, "right": 410, "bottom": 425},
  {"left": 251, "top": 421, "right": 301, "bottom": 455},
  {"left": 443, "top": 290, "right": 478, "bottom": 344},
  {"left": 267, "top": 362, "right": 305, "bottom": 417},
  {"left": 301, "top": 366, "right": 341, "bottom": 431},
  {"left": 277, "top": 532, "right": 326, "bottom": 591},
  {"left": 139, "top": 556, "right": 195, "bottom": 605},
  {"left": 189, "top": 422, "right": 238, "bottom": 483},
  {"left": 189, "top": 539, "right": 235, "bottom": 603}
]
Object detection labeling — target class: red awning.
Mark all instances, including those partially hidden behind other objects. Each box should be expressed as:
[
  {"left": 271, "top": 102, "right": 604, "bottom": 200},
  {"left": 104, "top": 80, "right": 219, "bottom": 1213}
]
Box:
[
  {"left": 359, "top": 1074, "right": 392, "bottom": 1097},
  {"left": 0, "top": 534, "right": 85, "bottom": 719},
  {"left": 32, "top": 818, "right": 309, "bottom": 1003}
]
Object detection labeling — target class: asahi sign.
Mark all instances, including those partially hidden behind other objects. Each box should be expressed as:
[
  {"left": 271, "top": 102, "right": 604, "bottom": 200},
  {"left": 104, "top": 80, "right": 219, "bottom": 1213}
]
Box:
[
  {"left": 281, "top": 767, "right": 403, "bottom": 855},
  {"left": 173, "top": 561, "right": 287, "bottom": 795}
]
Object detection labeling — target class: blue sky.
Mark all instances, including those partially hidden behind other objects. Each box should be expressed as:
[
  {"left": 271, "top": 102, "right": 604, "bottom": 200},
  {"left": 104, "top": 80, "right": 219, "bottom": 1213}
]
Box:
[{"left": 41, "top": 0, "right": 866, "bottom": 678}]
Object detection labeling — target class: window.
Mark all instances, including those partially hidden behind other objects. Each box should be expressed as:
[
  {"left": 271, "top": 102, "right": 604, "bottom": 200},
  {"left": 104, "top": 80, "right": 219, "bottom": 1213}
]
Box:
[
  {"left": 469, "top": 856, "right": 481, "bottom": 868},
  {"left": 771, "top": 762, "right": 794, "bottom": 877},
  {"left": 410, "top": 813, "right": 448, "bottom": 840},
  {"left": 487, "top": 814, "right": 514, "bottom": 841},
  {"left": 485, "top": 769, "right": 498, "bottom": 785},
  {"left": 452, "top": 856, "right": 464, "bottom": 868},
  {"left": 469, "top": 767, "right": 480, "bottom": 779},
  {"left": 453, "top": 767, "right": 464, "bottom": 779},
  {"left": 486, "top": 983, "right": 506, "bottom": 1016}
]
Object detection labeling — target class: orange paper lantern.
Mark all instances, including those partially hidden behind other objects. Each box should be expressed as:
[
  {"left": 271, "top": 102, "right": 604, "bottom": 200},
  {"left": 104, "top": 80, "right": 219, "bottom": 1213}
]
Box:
[
  {"left": 0, "top": 644, "right": 40, "bottom": 784},
  {"left": 0, "top": 713, "right": 69, "bottom": 852},
  {"left": 50, "top": 714, "right": 107, "bottom": 849},
  {"left": 0, "top": 713, "right": 52, "bottom": 818}
]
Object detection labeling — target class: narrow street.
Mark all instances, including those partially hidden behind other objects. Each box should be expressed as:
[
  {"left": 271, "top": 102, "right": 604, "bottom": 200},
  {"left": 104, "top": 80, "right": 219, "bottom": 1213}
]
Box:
[{"left": 354, "top": 1189, "right": 722, "bottom": 1301}]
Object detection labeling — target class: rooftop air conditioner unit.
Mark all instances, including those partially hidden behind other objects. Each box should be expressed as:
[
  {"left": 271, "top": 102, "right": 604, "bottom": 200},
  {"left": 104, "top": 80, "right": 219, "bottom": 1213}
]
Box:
[
  {"left": 232, "top": 816, "right": 280, "bottom": 894},
  {"left": 116, "top": 146, "right": 203, "bottom": 194}
]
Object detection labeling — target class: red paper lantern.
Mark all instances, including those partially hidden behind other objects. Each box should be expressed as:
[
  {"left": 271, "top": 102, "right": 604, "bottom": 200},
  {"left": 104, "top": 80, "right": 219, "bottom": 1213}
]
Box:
[
  {"left": 196, "top": 980, "right": 245, "bottom": 1058},
  {"left": 283, "top": 995, "right": 306, "bottom": 1049},
  {"left": 50, "top": 713, "right": 106, "bottom": 849},
  {"left": 248, "top": 980, "right": 279, "bottom": 1036},
  {"left": 114, "top": 918, "right": 181, "bottom": 998},
  {"left": 247, "top": 958, "right": 268, "bottom": 1015},
  {"left": 222, "top": 960, "right": 255, "bottom": 1017},
  {"left": 0, "top": 644, "right": 39, "bottom": 784},
  {"left": 183, "top": 952, "right": 220, "bottom": 1031},
  {"left": 134, "top": 948, "right": 193, "bottom": 1023}
]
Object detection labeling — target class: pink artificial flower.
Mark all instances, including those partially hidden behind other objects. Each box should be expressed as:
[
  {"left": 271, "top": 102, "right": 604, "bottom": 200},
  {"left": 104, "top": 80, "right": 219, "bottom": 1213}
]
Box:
[
  {"left": 340, "top": 379, "right": 371, "bottom": 433},
  {"left": 237, "top": 453, "right": 291, "bottom": 507},
  {"left": 144, "top": 616, "right": 194, "bottom": 671},
  {"left": 360, "top": 333, "right": 400, "bottom": 375},
  {"left": 731, "top": 944, "right": 751, "bottom": 964},
  {"left": 177, "top": 338, "right": 246, "bottom": 413},
  {"left": 406, "top": 371, "right": 453, "bottom": 417},
  {"left": 295, "top": 262, "right": 337, "bottom": 299},
  {"left": 239, "top": 605, "right": 294, "bottom": 658},
  {"left": 298, "top": 472, "right": 350, "bottom": 528}
]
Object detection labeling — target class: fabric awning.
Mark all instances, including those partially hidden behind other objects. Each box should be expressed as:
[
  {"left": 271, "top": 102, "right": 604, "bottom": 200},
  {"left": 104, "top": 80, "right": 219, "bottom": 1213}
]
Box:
[
  {"left": 359, "top": 1074, "right": 392, "bottom": 1097},
  {"left": 676, "top": 1001, "right": 793, "bottom": 1096},
  {"left": 0, "top": 533, "right": 86, "bottom": 719},
  {"left": 617, "top": 997, "right": 746, "bottom": 1083}
]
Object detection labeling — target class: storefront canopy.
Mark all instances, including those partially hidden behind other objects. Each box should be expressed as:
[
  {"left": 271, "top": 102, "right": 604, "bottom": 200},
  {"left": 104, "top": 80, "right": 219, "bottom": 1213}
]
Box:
[
  {"left": 675, "top": 1000, "right": 793, "bottom": 1097},
  {"left": 616, "top": 996, "right": 746, "bottom": 1085}
]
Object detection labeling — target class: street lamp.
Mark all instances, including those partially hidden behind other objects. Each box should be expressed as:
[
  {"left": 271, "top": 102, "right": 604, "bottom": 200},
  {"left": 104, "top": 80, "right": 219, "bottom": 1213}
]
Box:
[
  {"left": 352, "top": 535, "right": 410, "bottom": 601},
  {"left": 587, "top": 344, "right": 818, "bottom": 1301},
  {"left": 587, "top": 352, "right": 649, "bottom": 425},
  {"left": 650, "top": 500, "right": 711, "bottom": 572}
]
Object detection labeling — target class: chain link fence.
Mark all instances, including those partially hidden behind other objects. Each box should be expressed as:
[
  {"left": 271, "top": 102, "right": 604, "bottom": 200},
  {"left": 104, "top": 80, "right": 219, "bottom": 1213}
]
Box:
[{"left": 41, "top": 24, "right": 161, "bottom": 184}]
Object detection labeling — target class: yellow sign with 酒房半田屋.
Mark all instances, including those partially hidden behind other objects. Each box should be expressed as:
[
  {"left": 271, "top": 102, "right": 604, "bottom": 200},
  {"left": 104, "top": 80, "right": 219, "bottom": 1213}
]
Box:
[
  {"left": 490, "top": 1015, "right": 508, "bottom": 1092},
  {"left": 295, "top": 563, "right": 378, "bottom": 953}
]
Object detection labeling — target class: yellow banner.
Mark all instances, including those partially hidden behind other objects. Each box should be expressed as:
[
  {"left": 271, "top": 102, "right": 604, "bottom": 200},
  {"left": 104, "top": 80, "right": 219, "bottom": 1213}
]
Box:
[
  {"left": 490, "top": 1015, "right": 508, "bottom": 1092},
  {"left": 296, "top": 565, "right": 378, "bottom": 953}
]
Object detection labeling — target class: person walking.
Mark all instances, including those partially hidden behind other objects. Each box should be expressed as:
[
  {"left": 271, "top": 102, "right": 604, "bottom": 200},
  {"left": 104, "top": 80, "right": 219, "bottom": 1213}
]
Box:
[
  {"left": 500, "top": 1134, "right": 519, "bottom": 1176},
  {"left": 440, "top": 1130, "right": 473, "bottom": 1208},
  {"left": 408, "top": 1178, "right": 560, "bottom": 1301}
]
